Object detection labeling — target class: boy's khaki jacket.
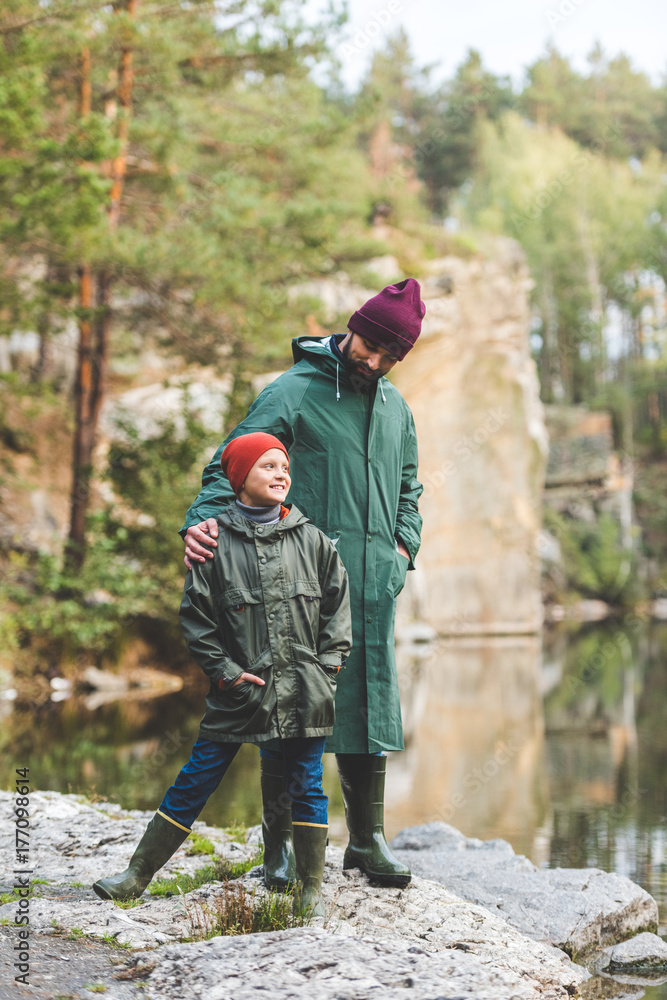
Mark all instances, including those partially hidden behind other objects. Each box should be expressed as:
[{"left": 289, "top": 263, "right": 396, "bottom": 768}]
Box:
[{"left": 180, "top": 502, "right": 352, "bottom": 743}]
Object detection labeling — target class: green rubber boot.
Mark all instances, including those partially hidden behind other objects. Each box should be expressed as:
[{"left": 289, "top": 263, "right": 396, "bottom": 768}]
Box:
[
  {"left": 92, "top": 812, "right": 190, "bottom": 901},
  {"left": 292, "top": 823, "right": 328, "bottom": 918},
  {"left": 337, "top": 754, "right": 411, "bottom": 888},
  {"left": 260, "top": 756, "right": 296, "bottom": 891}
]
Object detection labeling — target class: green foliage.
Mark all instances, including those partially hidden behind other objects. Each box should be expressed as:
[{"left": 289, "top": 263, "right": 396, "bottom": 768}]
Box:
[
  {"left": 0, "top": 878, "right": 49, "bottom": 903},
  {"left": 0, "top": 540, "right": 162, "bottom": 659},
  {"left": 458, "top": 111, "right": 666, "bottom": 404},
  {"left": 0, "top": 0, "right": 379, "bottom": 371},
  {"left": 520, "top": 44, "right": 662, "bottom": 160},
  {"left": 543, "top": 507, "right": 638, "bottom": 605},
  {"left": 633, "top": 458, "right": 667, "bottom": 593},
  {"left": 0, "top": 403, "right": 216, "bottom": 658},
  {"left": 104, "top": 402, "right": 218, "bottom": 569},
  {"left": 413, "top": 49, "right": 514, "bottom": 215}
]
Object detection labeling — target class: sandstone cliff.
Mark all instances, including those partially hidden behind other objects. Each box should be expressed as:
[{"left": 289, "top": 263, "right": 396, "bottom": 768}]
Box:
[{"left": 394, "top": 238, "right": 548, "bottom": 635}]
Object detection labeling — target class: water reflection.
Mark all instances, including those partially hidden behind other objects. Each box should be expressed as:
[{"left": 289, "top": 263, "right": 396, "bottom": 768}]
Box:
[
  {"left": 1, "top": 622, "right": 666, "bottom": 927},
  {"left": 385, "top": 621, "right": 667, "bottom": 935},
  {"left": 386, "top": 634, "right": 547, "bottom": 860}
]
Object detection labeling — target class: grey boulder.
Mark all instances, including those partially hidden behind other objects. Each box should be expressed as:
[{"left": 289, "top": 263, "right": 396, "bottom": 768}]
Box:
[
  {"left": 391, "top": 822, "right": 658, "bottom": 959},
  {"left": 596, "top": 931, "right": 667, "bottom": 973}
]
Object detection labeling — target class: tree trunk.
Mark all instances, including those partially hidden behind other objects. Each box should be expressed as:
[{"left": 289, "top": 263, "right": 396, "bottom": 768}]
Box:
[
  {"left": 108, "top": 0, "right": 135, "bottom": 230},
  {"left": 65, "top": 264, "right": 95, "bottom": 570},
  {"left": 64, "top": 47, "right": 94, "bottom": 570},
  {"left": 65, "top": 7, "right": 136, "bottom": 569}
]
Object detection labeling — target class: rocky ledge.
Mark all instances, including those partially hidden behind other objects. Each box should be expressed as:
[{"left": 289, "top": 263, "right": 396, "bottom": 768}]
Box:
[{"left": 1, "top": 791, "right": 666, "bottom": 1000}]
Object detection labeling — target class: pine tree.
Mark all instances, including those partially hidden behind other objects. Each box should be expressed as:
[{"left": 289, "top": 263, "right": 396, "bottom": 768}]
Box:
[
  {"left": 413, "top": 50, "right": 514, "bottom": 216},
  {"left": 1, "top": 0, "right": 376, "bottom": 568}
]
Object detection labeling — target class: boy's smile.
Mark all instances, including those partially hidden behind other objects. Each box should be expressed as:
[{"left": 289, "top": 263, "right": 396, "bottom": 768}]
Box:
[{"left": 239, "top": 448, "right": 291, "bottom": 507}]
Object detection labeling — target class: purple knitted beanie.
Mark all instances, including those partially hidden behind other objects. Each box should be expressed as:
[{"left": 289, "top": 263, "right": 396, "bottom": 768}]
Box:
[{"left": 347, "top": 278, "right": 425, "bottom": 360}]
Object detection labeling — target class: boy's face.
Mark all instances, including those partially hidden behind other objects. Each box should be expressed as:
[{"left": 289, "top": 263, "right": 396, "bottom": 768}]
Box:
[{"left": 239, "top": 448, "right": 291, "bottom": 507}]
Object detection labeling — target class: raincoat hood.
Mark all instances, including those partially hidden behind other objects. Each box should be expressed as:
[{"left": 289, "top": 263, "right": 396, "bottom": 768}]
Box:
[{"left": 292, "top": 335, "right": 389, "bottom": 404}]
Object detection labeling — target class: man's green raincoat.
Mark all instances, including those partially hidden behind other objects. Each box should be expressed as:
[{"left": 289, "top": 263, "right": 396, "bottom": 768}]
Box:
[{"left": 182, "top": 336, "right": 423, "bottom": 753}]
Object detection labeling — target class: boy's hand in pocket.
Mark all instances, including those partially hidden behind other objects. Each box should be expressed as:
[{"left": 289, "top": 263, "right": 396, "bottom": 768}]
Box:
[{"left": 219, "top": 673, "right": 265, "bottom": 691}]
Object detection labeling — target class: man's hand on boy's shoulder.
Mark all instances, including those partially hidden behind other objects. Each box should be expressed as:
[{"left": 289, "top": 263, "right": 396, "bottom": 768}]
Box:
[
  {"left": 184, "top": 518, "right": 219, "bottom": 569},
  {"left": 218, "top": 672, "right": 265, "bottom": 691}
]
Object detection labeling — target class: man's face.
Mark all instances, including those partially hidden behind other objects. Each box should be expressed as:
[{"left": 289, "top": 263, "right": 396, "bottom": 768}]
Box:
[{"left": 340, "top": 332, "right": 399, "bottom": 382}]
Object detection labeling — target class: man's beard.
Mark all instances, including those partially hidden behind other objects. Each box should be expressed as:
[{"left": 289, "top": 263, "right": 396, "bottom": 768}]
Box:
[{"left": 341, "top": 337, "right": 382, "bottom": 389}]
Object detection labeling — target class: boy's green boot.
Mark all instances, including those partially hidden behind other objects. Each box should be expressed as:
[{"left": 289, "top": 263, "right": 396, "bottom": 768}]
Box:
[
  {"left": 92, "top": 811, "right": 190, "bottom": 901},
  {"left": 337, "top": 754, "right": 411, "bottom": 888},
  {"left": 260, "top": 756, "right": 296, "bottom": 890},
  {"left": 292, "top": 823, "right": 328, "bottom": 918}
]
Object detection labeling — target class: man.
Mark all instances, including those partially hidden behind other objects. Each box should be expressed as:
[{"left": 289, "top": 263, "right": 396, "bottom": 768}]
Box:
[{"left": 182, "top": 278, "right": 424, "bottom": 887}]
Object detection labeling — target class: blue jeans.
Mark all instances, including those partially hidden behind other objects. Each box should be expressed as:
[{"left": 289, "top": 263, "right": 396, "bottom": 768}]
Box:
[{"left": 160, "top": 737, "right": 328, "bottom": 830}]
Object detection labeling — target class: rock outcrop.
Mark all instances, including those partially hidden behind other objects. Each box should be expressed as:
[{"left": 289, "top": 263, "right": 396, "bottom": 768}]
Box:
[
  {"left": 390, "top": 822, "right": 659, "bottom": 960},
  {"left": 0, "top": 791, "right": 590, "bottom": 999},
  {"left": 3, "top": 791, "right": 665, "bottom": 999},
  {"left": 592, "top": 932, "right": 667, "bottom": 974},
  {"left": 393, "top": 239, "right": 548, "bottom": 635}
]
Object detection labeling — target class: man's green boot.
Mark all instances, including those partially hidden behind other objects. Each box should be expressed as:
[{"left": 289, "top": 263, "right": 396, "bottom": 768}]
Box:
[
  {"left": 292, "top": 823, "right": 328, "bottom": 918},
  {"left": 260, "top": 756, "right": 296, "bottom": 891},
  {"left": 337, "top": 754, "right": 411, "bottom": 888},
  {"left": 92, "top": 811, "right": 190, "bottom": 901}
]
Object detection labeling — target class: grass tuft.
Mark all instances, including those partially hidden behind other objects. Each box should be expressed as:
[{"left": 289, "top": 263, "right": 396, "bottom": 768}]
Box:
[
  {"left": 148, "top": 849, "right": 263, "bottom": 897},
  {"left": 186, "top": 832, "right": 215, "bottom": 856},
  {"left": 183, "top": 881, "right": 309, "bottom": 940},
  {"left": 224, "top": 822, "right": 249, "bottom": 842},
  {"left": 101, "top": 932, "right": 133, "bottom": 950}
]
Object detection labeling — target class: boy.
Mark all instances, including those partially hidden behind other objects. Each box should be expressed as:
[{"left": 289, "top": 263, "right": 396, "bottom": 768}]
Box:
[{"left": 93, "top": 432, "right": 351, "bottom": 916}]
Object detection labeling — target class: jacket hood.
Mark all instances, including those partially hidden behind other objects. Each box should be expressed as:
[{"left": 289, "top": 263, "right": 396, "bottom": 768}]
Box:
[
  {"left": 292, "top": 334, "right": 389, "bottom": 403},
  {"left": 218, "top": 502, "right": 310, "bottom": 537},
  {"left": 291, "top": 335, "right": 339, "bottom": 369}
]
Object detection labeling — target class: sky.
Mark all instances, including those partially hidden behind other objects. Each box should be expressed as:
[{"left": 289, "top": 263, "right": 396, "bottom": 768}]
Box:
[{"left": 321, "top": 0, "right": 667, "bottom": 90}]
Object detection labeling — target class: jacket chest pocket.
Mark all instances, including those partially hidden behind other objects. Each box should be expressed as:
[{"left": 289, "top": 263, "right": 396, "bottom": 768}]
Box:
[
  {"left": 219, "top": 588, "right": 268, "bottom": 667},
  {"left": 286, "top": 579, "right": 321, "bottom": 652}
]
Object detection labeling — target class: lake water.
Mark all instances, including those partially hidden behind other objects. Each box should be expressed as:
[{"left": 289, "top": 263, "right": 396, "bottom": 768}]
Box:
[{"left": 2, "top": 619, "right": 666, "bottom": 997}]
